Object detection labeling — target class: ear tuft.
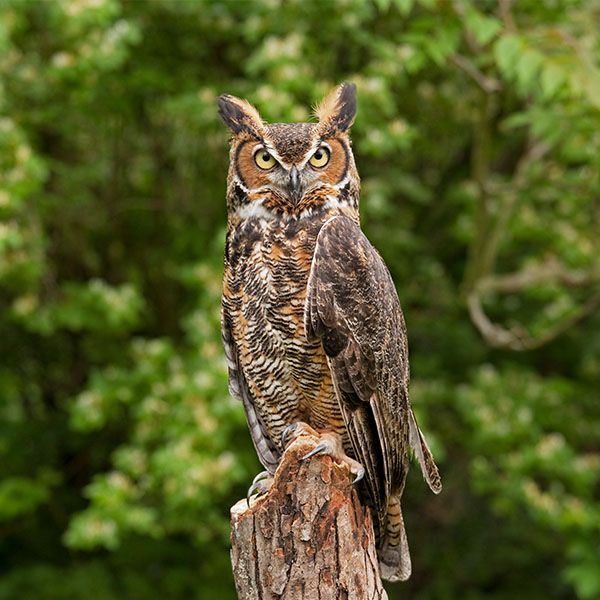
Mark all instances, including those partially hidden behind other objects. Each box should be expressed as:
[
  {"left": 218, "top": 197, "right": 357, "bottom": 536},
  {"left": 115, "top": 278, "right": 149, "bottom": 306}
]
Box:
[
  {"left": 217, "top": 94, "right": 264, "bottom": 137},
  {"left": 315, "top": 82, "right": 357, "bottom": 136}
]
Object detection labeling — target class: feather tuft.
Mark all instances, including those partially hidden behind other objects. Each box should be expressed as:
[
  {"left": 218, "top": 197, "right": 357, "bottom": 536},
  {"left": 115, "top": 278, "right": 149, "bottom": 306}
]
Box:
[
  {"left": 314, "top": 82, "right": 357, "bottom": 135},
  {"left": 217, "top": 94, "right": 265, "bottom": 137}
]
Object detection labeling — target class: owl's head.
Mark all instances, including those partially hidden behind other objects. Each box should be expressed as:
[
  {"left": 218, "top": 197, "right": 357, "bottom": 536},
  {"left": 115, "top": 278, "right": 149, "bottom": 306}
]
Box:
[{"left": 218, "top": 83, "right": 359, "bottom": 219}]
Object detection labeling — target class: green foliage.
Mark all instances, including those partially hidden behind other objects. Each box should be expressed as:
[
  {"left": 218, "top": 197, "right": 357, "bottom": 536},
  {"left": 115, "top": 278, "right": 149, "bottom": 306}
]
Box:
[
  {"left": 0, "top": 473, "right": 57, "bottom": 522},
  {"left": 1, "top": 1, "right": 599, "bottom": 599}
]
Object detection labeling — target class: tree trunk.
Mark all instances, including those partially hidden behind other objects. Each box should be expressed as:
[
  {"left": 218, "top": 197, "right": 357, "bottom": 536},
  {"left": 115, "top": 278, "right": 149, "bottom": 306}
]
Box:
[{"left": 230, "top": 429, "right": 388, "bottom": 600}]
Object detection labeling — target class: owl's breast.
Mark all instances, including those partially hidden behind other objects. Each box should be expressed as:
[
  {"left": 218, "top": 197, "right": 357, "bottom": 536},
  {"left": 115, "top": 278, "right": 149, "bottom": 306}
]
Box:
[
  {"left": 224, "top": 213, "right": 321, "bottom": 309},
  {"left": 223, "top": 213, "right": 345, "bottom": 442}
]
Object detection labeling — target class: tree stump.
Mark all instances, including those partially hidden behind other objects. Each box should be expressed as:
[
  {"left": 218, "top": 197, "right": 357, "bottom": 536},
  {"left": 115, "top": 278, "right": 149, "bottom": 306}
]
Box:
[{"left": 230, "top": 429, "right": 388, "bottom": 600}]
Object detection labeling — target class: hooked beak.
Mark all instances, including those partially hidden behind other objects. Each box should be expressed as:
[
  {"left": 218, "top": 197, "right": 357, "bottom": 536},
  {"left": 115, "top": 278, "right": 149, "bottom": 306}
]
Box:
[{"left": 287, "top": 166, "right": 302, "bottom": 204}]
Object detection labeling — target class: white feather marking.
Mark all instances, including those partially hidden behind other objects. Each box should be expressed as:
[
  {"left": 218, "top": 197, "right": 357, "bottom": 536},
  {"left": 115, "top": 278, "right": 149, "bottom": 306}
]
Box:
[
  {"left": 253, "top": 143, "right": 290, "bottom": 169},
  {"left": 323, "top": 195, "right": 348, "bottom": 210},
  {"left": 235, "top": 200, "right": 276, "bottom": 221},
  {"left": 332, "top": 173, "right": 351, "bottom": 190},
  {"left": 295, "top": 140, "right": 332, "bottom": 169},
  {"left": 234, "top": 178, "right": 250, "bottom": 193}
]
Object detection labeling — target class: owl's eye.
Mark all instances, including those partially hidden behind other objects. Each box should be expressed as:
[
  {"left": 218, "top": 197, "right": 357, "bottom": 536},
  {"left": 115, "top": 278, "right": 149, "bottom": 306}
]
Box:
[
  {"left": 309, "top": 146, "right": 331, "bottom": 168},
  {"left": 254, "top": 148, "right": 277, "bottom": 170}
]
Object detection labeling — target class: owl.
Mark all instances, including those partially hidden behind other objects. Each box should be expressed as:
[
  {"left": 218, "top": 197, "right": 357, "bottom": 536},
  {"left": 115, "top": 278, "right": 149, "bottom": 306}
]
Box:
[{"left": 218, "top": 82, "right": 441, "bottom": 582}]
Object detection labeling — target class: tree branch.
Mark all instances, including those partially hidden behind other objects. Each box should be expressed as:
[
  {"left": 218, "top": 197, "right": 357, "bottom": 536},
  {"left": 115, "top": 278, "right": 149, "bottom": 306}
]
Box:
[
  {"left": 477, "top": 260, "right": 600, "bottom": 294},
  {"left": 498, "top": 0, "right": 517, "bottom": 33},
  {"left": 450, "top": 54, "right": 502, "bottom": 93},
  {"left": 467, "top": 260, "right": 600, "bottom": 350}
]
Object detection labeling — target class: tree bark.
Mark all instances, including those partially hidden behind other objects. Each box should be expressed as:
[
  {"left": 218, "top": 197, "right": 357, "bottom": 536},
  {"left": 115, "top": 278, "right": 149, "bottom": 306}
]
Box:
[{"left": 230, "top": 429, "right": 388, "bottom": 600}]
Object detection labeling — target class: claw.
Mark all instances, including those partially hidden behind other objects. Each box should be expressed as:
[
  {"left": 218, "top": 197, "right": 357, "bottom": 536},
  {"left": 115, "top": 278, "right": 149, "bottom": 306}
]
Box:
[
  {"left": 352, "top": 466, "right": 365, "bottom": 484},
  {"left": 246, "top": 471, "right": 272, "bottom": 507},
  {"left": 302, "top": 443, "right": 328, "bottom": 461},
  {"left": 281, "top": 422, "right": 298, "bottom": 448},
  {"left": 300, "top": 433, "right": 365, "bottom": 486}
]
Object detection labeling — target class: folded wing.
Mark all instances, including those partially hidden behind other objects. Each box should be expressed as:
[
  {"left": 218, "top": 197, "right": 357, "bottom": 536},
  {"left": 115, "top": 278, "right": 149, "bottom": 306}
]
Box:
[{"left": 304, "top": 216, "right": 441, "bottom": 529}]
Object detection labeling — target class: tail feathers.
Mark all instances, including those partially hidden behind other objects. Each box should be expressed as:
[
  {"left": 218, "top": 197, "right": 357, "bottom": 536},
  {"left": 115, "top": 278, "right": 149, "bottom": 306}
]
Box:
[{"left": 378, "top": 496, "right": 411, "bottom": 582}]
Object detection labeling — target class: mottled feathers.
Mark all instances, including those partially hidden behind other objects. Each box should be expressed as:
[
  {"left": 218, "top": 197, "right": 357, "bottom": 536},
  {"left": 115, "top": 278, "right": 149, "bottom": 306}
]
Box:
[
  {"left": 305, "top": 216, "right": 441, "bottom": 512},
  {"left": 218, "top": 82, "right": 441, "bottom": 583}
]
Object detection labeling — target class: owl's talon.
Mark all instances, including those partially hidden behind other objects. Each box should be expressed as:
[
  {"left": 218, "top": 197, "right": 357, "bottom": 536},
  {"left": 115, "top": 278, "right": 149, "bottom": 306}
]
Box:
[
  {"left": 352, "top": 465, "right": 365, "bottom": 484},
  {"left": 281, "top": 421, "right": 318, "bottom": 448},
  {"left": 281, "top": 423, "right": 298, "bottom": 448},
  {"left": 246, "top": 470, "right": 273, "bottom": 507},
  {"left": 301, "top": 443, "right": 328, "bottom": 461},
  {"left": 300, "top": 432, "right": 365, "bottom": 485}
]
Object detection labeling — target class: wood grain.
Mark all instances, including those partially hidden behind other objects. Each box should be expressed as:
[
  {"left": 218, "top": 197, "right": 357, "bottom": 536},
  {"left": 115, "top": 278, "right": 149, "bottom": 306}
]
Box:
[{"left": 230, "top": 430, "right": 388, "bottom": 600}]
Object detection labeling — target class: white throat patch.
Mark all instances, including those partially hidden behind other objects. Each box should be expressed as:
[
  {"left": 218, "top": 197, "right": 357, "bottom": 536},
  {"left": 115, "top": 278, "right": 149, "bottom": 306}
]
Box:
[{"left": 235, "top": 200, "right": 277, "bottom": 221}]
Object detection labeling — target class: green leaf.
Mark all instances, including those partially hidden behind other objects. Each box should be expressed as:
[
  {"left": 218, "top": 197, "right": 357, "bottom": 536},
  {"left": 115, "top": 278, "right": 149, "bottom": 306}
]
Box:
[
  {"left": 465, "top": 8, "right": 502, "bottom": 46},
  {"left": 572, "top": 67, "right": 600, "bottom": 110},
  {"left": 0, "top": 477, "right": 50, "bottom": 521},
  {"left": 516, "top": 48, "right": 544, "bottom": 92},
  {"left": 564, "top": 560, "right": 600, "bottom": 600},
  {"left": 373, "top": 0, "right": 392, "bottom": 11},
  {"left": 393, "top": 0, "right": 415, "bottom": 16},
  {"left": 494, "top": 34, "right": 522, "bottom": 78},
  {"left": 540, "top": 62, "right": 566, "bottom": 99}
]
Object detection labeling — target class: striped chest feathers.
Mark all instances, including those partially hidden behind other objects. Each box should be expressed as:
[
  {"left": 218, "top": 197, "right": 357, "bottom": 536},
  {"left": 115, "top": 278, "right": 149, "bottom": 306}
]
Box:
[
  {"left": 224, "top": 214, "right": 321, "bottom": 345},
  {"left": 223, "top": 214, "right": 342, "bottom": 429}
]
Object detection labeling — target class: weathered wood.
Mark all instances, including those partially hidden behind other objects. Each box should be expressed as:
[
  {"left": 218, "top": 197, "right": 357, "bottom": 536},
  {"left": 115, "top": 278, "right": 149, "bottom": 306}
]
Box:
[{"left": 230, "top": 429, "right": 388, "bottom": 600}]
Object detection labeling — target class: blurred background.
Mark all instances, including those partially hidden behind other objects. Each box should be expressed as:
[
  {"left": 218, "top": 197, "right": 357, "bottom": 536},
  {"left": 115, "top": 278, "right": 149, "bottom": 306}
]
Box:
[{"left": 1, "top": 1, "right": 599, "bottom": 598}]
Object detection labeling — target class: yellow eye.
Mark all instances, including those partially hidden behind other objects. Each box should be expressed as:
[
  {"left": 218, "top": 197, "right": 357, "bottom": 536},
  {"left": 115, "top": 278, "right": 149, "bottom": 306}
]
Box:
[
  {"left": 254, "top": 148, "right": 277, "bottom": 170},
  {"left": 309, "top": 146, "right": 330, "bottom": 168}
]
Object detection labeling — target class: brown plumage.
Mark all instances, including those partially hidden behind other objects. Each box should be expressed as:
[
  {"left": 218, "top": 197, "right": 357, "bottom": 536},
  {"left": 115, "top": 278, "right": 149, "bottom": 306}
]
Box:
[{"left": 218, "top": 83, "right": 441, "bottom": 582}]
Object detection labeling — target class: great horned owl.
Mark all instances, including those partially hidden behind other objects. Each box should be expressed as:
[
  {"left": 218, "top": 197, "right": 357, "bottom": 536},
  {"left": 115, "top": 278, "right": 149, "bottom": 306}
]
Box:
[{"left": 218, "top": 83, "right": 441, "bottom": 582}]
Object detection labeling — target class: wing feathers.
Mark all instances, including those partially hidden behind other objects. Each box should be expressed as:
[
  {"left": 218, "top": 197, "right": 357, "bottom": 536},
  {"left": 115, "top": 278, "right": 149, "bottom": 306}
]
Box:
[
  {"left": 408, "top": 410, "right": 442, "bottom": 494},
  {"left": 305, "top": 215, "right": 441, "bottom": 519},
  {"left": 305, "top": 216, "right": 406, "bottom": 516},
  {"left": 222, "top": 312, "right": 280, "bottom": 473},
  {"left": 342, "top": 342, "right": 376, "bottom": 400}
]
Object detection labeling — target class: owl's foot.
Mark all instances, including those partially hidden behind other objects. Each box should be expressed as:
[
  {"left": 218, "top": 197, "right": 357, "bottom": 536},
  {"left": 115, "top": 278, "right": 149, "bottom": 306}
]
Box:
[
  {"left": 301, "top": 431, "right": 365, "bottom": 485},
  {"left": 246, "top": 470, "right": 273, "bottom": 507},
  {"left": 281, "top": 422, "right": 364, "bottom": 484},
  {"left": 281, "top": 421, "right": 316, "bottom": 448}
]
